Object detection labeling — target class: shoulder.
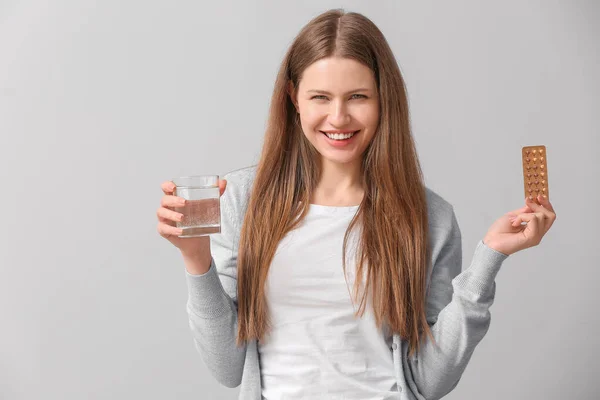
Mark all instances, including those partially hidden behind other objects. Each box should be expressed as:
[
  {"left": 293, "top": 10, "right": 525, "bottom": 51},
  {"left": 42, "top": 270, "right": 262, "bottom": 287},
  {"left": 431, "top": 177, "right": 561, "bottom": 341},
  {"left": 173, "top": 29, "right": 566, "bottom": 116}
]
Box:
[
  {"left": 424, "top": 186, "right": 460, "bottom": 237},
  {"left": 222, "top": 165, "right": 257, "bottom": 190},
  {"left": 220, "top": 165, "right": 257, "bottom": 218}
]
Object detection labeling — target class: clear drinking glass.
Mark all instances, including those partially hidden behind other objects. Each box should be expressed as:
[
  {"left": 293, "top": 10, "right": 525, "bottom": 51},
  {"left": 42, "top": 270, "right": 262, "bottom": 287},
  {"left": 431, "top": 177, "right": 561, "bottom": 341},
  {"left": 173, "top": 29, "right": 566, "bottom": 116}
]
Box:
[{"left": 172, "top": 175, "right": 221, "bottom": 237}]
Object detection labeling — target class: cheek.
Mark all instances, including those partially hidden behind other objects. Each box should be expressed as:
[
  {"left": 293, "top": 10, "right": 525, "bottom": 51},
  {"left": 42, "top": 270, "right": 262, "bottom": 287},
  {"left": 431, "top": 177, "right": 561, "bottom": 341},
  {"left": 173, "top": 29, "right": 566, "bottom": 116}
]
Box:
[
  {"left": 354, "top": 106, "right": 380, "bottom": 130},
  {"left": 300, "top": 108, "right": 325, "bottom": 130}
]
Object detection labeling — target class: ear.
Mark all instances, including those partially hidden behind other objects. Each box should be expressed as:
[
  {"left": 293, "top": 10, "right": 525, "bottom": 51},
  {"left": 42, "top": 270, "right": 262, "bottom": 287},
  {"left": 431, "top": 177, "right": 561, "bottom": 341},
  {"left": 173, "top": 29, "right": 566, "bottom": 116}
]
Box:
[{"left": 287, "top": 81, "right": 299, "bottom": 112}]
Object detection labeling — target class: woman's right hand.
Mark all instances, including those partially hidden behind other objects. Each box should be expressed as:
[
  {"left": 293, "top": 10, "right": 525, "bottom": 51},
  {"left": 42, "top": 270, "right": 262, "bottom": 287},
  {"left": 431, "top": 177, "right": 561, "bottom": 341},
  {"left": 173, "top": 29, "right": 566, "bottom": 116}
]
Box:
[{"left": 156, "top": 179, "right": 227, "bottom": 259}]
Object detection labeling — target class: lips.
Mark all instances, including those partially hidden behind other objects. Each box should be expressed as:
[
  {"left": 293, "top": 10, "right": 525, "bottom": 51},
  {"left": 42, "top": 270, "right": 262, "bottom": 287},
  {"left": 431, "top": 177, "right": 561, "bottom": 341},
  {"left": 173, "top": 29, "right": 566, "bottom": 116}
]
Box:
[
  {"left": 320, "top": 130, "right": 360, "bottom": 139},
  {"left": 319, "top": 130, "right": 360, "bottom": 148}
]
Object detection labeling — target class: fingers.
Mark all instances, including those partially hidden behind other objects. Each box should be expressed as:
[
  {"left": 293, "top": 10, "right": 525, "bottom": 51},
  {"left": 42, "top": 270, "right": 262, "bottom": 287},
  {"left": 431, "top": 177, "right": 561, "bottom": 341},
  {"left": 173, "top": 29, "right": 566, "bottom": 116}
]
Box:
[
  {"left": 157, "top": 179, "right": 191, "bottom": 239},
  {"left": 536, "top": 194, "right": 556, "bottom": 214},
  {"left": 511, "top": 212, "right": 543, "bottom": 242},
  {"left": 219, "top": 179, "right": 227, "bottom": 196},
  {"left": 526, "top": 196, "right": 556, "bottom": 233},
  {"left": 161, "top": 180, "right": 176, "bottom": 195},
  {"left": 511, "top": 211, "right": 545, "bottom": 226},
  {"left": 157, "top": 220, "right": 183, "bottom": 238},
  {"left": 157, "top": 187, "right": 184, "bottom": 237},
  {"left": 161, "top": 195, "right": 187, "bottom": 209},
  {"left": 527, "top": 195, "right": 555, "bottom": 215},
  {"left": 157, "top": 207, "right": 184, "bottom": 224}
]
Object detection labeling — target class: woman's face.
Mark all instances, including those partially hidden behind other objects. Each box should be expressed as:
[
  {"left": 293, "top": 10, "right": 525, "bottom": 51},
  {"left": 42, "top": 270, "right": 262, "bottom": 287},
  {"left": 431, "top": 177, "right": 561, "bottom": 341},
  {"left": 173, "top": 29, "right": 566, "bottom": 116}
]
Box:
[{"left": 293, "top": 57, "right": 380, "bottom": 167}]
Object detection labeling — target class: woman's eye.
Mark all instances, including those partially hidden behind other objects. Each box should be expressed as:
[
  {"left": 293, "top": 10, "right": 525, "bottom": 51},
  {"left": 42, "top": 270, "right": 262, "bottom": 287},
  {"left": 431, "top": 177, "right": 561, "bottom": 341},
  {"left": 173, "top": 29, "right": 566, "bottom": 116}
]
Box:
[{"left": 310, "top": 94, "right": 367, "bottom": 101}]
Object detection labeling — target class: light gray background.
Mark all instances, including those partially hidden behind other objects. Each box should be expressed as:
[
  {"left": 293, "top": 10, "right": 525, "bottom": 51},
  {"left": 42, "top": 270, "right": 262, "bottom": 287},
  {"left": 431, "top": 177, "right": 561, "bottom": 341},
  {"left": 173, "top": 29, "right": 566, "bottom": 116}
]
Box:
[{"left": 1, "top": 1, "right": 598, "bottom": 399}]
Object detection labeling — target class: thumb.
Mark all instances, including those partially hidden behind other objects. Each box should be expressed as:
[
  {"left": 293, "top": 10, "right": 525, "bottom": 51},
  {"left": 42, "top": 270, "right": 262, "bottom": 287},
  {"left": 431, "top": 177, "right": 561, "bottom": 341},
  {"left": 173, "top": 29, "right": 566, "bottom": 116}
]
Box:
[{"left": 219, "top": 179, "right": 227, "bottom": 196}]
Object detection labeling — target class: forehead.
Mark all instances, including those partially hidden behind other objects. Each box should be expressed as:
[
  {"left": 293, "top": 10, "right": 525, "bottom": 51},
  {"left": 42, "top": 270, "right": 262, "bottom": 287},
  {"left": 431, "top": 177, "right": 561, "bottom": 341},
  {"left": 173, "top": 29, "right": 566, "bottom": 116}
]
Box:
[{"left": 298, "top": 57, "right": 376, "bottom": 91}]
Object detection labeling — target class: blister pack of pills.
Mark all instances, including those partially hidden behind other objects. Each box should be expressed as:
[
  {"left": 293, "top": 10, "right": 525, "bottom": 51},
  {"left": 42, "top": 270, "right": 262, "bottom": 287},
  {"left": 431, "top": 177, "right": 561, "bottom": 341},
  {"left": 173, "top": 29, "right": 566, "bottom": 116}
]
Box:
[{"left": 522, "top": 145, "right": 549, "bottom": 203}]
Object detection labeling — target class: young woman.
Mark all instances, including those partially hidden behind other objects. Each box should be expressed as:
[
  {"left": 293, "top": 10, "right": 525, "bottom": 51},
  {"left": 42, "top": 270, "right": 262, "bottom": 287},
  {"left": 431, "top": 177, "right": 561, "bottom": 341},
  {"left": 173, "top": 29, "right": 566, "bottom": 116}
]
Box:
[{"left": 157, "top": 9, "right": 556, "bottom": 400}]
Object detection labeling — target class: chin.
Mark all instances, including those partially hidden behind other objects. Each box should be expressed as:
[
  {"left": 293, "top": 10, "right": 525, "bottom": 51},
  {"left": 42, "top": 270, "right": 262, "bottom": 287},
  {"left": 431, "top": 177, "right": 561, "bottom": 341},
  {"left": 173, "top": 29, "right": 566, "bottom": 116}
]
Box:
[{"left": 320, "top": 153, "right": 360, "bottom": 165}]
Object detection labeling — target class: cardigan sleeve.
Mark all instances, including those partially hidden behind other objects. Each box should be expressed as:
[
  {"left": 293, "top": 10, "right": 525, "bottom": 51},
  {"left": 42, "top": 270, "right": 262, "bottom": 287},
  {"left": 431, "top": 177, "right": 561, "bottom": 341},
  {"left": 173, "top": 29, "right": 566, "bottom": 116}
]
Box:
[
  {"left": 402, "top": 207, "right": 508, "bottom": 400},
  {"left": 183, "top": 172, "right": 246, "bottom": 388}
]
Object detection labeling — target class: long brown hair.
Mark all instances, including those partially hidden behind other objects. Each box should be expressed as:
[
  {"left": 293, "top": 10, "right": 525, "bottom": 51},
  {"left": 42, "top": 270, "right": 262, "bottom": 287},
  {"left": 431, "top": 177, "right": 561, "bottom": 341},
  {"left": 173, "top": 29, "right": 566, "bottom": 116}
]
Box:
[{"left": 236, "top": 9, "right": 432, "bottom": 357}]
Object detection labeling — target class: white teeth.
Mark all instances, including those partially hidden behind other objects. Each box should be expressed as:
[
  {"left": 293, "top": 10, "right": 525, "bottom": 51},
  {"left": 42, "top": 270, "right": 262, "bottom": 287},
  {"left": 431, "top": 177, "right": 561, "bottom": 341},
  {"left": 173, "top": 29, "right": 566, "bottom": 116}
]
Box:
[{"left": 324, "top": 131, "right": 356, "bottom": 140}]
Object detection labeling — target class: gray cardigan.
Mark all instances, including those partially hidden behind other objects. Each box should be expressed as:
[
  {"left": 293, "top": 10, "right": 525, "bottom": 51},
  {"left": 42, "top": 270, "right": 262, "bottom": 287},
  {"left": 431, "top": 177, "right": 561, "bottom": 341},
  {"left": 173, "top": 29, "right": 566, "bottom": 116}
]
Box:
[{"left": 184, "top": 166, "right": 508, "bottom": 400}]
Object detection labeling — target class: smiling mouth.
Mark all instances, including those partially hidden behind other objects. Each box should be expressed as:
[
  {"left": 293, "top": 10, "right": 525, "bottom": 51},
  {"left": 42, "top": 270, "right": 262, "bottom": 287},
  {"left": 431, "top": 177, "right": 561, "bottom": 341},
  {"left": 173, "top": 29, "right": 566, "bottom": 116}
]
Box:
[{"left": 320, "top": 130, "right": 360, "bottom": 140}]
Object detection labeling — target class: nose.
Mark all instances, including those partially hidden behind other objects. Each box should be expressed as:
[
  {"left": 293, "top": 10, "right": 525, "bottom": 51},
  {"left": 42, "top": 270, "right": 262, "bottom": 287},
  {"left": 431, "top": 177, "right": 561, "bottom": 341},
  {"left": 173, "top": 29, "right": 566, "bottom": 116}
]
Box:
[{"left": 328, "top": 100, "right": 351, "bottom": 127}]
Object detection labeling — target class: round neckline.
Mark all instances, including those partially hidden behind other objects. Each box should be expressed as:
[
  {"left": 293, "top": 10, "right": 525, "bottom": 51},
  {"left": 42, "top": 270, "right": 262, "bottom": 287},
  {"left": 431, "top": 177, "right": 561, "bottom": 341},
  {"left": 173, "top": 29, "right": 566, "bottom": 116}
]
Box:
[{"left": 308, "top": 203, "right": 360, "bottom": 215}]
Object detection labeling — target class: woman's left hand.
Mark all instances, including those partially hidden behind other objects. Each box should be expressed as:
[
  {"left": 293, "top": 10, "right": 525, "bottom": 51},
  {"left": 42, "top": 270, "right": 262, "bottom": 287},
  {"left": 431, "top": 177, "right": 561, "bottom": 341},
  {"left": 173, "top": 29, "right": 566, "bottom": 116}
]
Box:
[{"left": 483, "top": 194, "right": 557, "bottom": 256}]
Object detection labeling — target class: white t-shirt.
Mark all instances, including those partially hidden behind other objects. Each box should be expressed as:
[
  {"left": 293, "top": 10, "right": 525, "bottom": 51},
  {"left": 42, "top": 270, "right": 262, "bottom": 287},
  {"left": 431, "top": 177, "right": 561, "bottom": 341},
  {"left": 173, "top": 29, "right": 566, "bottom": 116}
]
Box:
[{"left": 258, "top": 204, "right": 400, "bottom": 400}]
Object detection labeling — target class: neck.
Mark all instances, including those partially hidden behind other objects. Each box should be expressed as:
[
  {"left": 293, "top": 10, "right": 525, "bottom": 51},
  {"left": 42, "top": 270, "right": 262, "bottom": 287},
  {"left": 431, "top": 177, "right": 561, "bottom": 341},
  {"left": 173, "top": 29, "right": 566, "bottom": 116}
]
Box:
[{"left": 311, "top": 158, "right": 364, "bottom": 206}]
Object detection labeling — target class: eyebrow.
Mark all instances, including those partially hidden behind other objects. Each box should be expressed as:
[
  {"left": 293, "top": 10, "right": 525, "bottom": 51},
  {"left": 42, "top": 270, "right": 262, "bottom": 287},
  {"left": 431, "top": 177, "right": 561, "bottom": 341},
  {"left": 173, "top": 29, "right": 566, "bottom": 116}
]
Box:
[{"left": 306, "top": 88, "right": 371, "bottom": 95}]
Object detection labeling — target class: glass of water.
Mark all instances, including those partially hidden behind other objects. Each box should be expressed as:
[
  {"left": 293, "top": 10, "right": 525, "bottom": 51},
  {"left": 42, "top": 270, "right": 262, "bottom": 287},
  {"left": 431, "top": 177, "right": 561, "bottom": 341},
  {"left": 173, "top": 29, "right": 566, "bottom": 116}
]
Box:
[{"left": 172, "top": 175, "right": 221, "bottom": 237}]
